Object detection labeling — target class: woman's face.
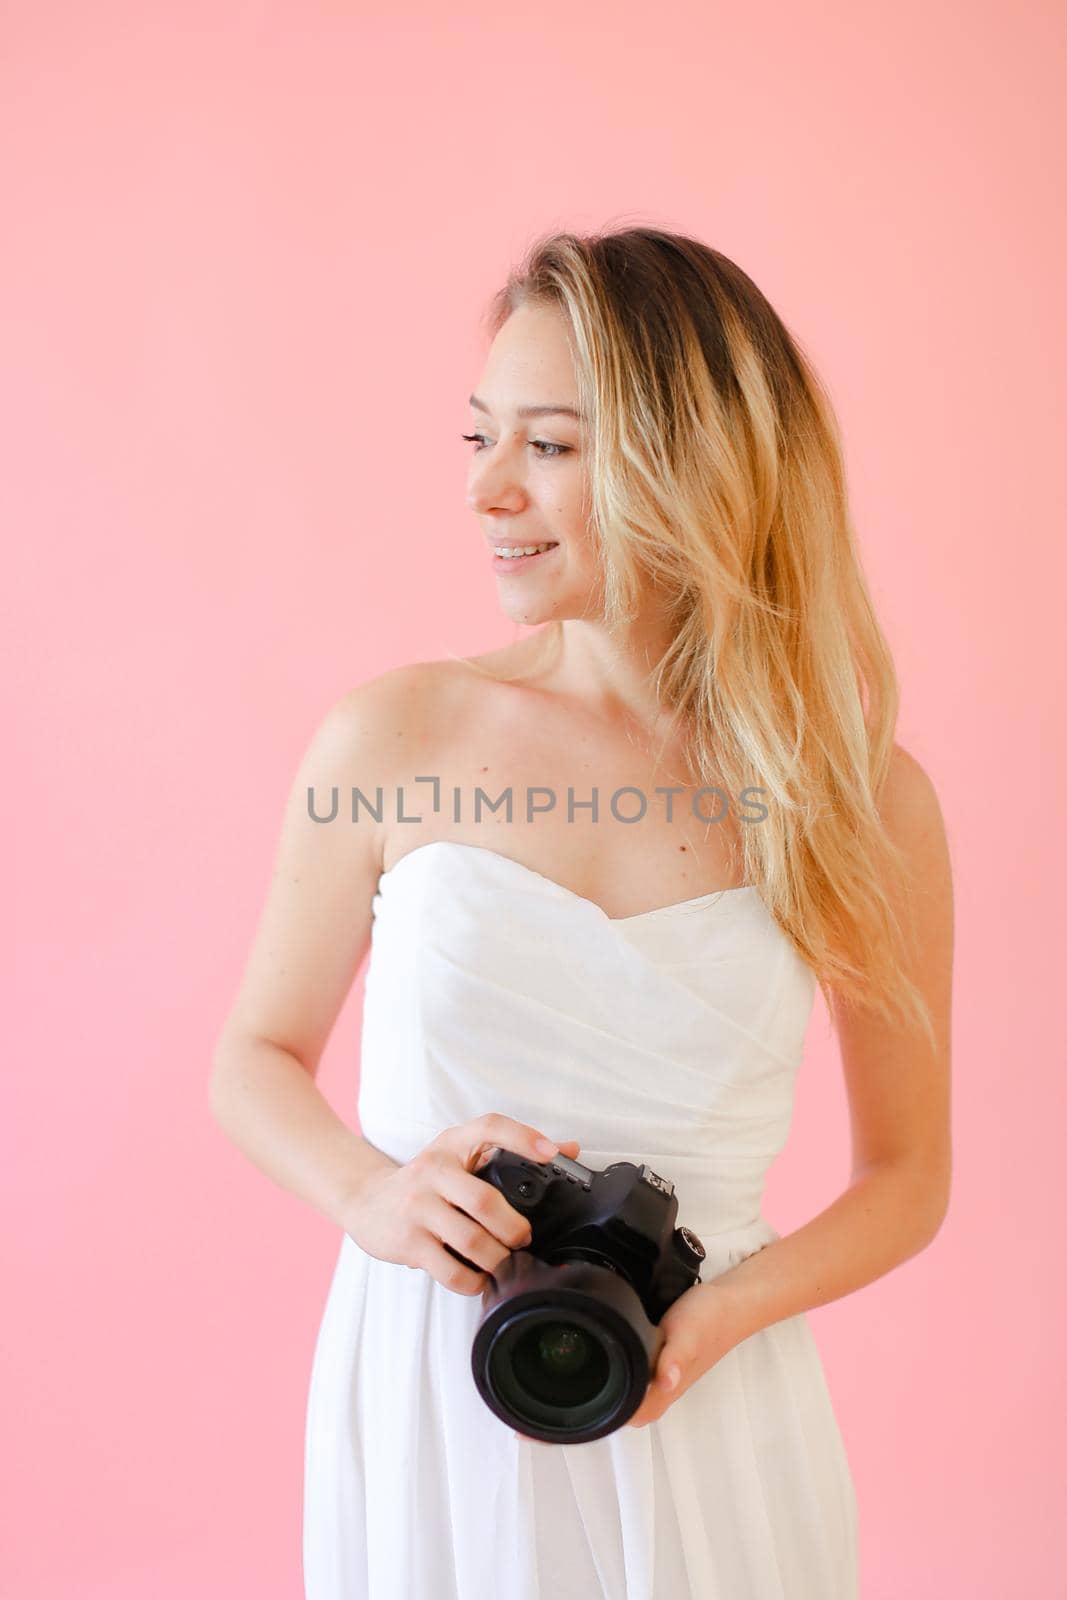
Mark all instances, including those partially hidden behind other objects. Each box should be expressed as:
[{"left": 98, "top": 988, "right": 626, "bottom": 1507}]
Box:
[{"left": 466, "top": 302, "right": 604, "bottom": 627}]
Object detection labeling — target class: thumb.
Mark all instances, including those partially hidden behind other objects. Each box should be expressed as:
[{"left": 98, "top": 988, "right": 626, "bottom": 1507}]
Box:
[{"left": 655, "top": 1344, "right": 684, "bottom": 1392}]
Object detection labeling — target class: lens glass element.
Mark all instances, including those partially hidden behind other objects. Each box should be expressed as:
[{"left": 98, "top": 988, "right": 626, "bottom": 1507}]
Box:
[{"left": 487, "top": 1308, "right": 630, "bottom": 1433}]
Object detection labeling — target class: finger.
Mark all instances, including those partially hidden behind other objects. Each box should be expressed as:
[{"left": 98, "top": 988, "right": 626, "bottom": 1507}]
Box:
[
  {"left": 438, "top": 1166, "right": 536, "bottom": 1251},
  {"left": 628, "top": 1397, "right": 666, "bottom": 1428},
  {"left": 413, "top": 1233, "right": 491, "bottom": 1296},
  {"left": 629, "top": 1362, "right": 678, "bottom": 1427},
  {"left": 472, "top": 1141, "right": 582, "bottom": 1171},
  {"left": 656, "top": 1358, "right": 682, "bottom": 1393},
  {"left": 456, "top": 1114, "right": 577, "bottom": 1169},
  {"left": 420, "top": 1191, "right": 515, "bottom": 1275}
]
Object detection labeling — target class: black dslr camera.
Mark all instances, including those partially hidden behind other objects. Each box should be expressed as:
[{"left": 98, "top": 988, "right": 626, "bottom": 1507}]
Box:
[{"left": 453, "top": 1148, "right": 707, "bottom": 1444}]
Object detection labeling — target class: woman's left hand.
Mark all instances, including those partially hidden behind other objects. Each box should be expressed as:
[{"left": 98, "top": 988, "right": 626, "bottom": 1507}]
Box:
[{"left": 626, "top": 1280, "right": 746, "bottom": 1428}]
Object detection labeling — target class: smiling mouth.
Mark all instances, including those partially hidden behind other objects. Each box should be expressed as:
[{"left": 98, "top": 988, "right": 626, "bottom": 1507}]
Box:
[{"left": 490, "top": 542, "right": 559, "bottom": 569}]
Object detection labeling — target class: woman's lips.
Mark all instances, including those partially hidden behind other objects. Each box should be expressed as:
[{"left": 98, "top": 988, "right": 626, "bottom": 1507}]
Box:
[{"left": 490, "top": 543, "right": 559, "bottom": 573}]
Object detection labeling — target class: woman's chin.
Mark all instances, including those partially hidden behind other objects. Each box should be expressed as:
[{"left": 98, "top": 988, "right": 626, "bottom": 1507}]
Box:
[{"left": 499, "top": 601, "right": 556, "bottom": 626}]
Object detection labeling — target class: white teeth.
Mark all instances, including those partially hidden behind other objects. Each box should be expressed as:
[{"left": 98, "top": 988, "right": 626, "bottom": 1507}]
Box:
[{"left": 493, "top": 543, "right": 556, "bottom": 558}]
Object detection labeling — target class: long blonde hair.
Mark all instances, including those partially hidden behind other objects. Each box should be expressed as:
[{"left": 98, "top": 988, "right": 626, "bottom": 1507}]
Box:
[{"left": 467, "top": 225, "right": 933, "bottom": 1049}]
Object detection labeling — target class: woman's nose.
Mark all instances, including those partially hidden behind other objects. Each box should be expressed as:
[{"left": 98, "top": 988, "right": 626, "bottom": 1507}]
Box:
[{"left": 467, "top": 473, "right": 526, "bottom": 515}]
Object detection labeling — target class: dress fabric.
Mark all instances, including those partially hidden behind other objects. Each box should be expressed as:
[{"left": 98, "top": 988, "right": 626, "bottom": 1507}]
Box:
[{"left": 302, "top": 840, "right": 859, "bottom": 1600}]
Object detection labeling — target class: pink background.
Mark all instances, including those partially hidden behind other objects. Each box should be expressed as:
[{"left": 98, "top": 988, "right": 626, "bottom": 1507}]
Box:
[{"left": 5, "top": 3, "right": 1064, "bottom": 1595}]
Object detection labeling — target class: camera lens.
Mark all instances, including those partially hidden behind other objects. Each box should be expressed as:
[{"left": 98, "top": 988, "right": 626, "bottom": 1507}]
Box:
[
  {"left": 517, "top": 1320, "right": 603, "bottom": 1398},
  {"left": 471, "top": 1253, "right": 661, "bottom": 1441},
  {"left": 486, "top": 1308, "right": 629, "bottom": 1433},
  {"left": 536, "top": 1323, "right": 593, "bottom": 1375}
]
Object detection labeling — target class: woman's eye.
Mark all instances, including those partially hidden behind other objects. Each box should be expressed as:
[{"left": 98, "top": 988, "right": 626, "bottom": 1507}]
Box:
[{"left": 460, "top": 433, "right": 568, "bottom": 459}]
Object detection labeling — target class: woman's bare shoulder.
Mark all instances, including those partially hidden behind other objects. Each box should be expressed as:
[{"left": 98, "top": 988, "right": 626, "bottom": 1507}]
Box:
[{"left": 323, "top": 657, "right": 488, "bottom": 752}]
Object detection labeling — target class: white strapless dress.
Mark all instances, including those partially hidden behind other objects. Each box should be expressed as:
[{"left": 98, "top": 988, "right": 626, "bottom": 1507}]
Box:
[{"left": 302, "top": 840, "right": 859, "bottom": 1600}]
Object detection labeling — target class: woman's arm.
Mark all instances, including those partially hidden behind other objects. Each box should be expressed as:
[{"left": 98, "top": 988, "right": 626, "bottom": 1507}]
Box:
[
  {"left": 712, "top": 744, "right": 955, "bottom": 1343},
  {"left": 209, "top": 1035, "right": 399, "bottom": 1226},
  {"left": 209, "top": 668, "right": 424, "bottom": 1223}
]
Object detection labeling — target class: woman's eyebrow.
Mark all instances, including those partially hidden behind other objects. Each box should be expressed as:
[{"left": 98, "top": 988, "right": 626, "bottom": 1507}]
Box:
[{"left": 469, "top": 394, "right": 580, "bottom": 421}]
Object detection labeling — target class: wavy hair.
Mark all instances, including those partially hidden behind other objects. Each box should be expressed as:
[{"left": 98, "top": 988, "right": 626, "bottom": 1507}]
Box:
[{"left": 465, "top": 224, "right": 933, "bottom": 1048}]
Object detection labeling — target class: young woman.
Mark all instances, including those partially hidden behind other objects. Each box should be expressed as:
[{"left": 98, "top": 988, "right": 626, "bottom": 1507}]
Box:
[{"left": 210, "top": 227, "right": 954, "bottom": 1599}]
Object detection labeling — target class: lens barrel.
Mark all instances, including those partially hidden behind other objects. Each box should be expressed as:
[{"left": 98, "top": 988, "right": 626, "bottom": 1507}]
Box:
[{"left": 470, "top": 1250, "right": 661, "bottom": 1443}]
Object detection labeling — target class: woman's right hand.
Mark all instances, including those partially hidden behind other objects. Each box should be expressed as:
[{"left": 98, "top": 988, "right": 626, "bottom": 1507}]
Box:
[{"left": 340, "top": 1113, "right": 582, "bottom": 1295}]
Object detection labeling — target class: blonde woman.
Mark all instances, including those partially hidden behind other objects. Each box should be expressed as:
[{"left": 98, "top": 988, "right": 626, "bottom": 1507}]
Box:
[{"left": 210, "top": 227, "right": 953, "bottom": 1599}]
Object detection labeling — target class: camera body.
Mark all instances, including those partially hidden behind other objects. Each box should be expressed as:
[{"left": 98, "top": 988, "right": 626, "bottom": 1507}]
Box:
[
  {"left": 477, "top": 1148, "right": 706, "bottom": 1319},
  {"left": 460, "top": 1149, "right": 707, "bottom": 1443}
]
